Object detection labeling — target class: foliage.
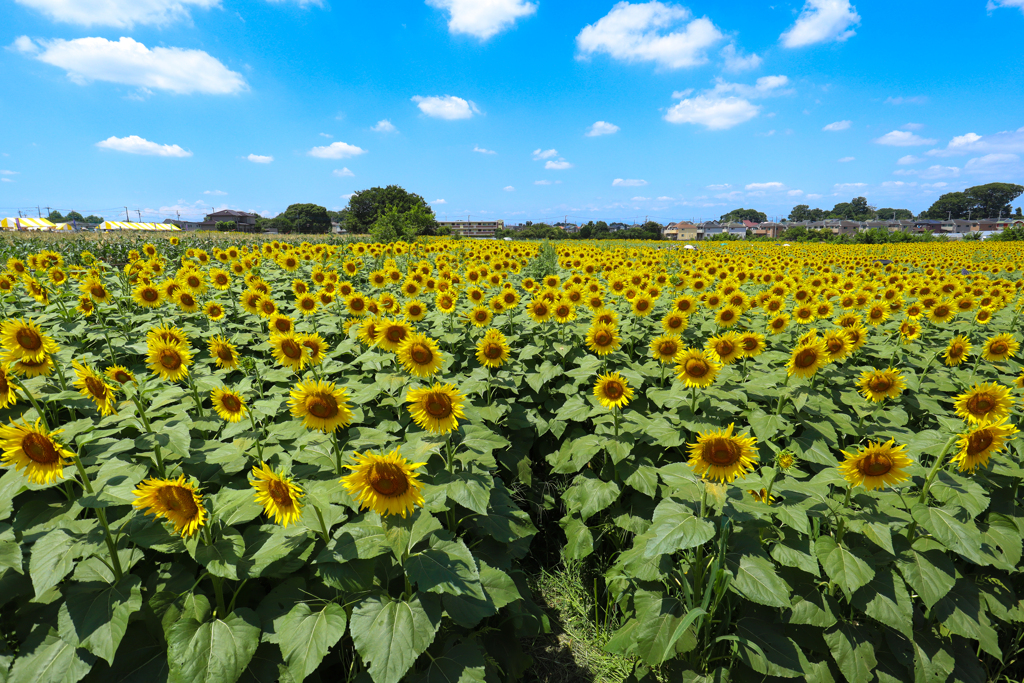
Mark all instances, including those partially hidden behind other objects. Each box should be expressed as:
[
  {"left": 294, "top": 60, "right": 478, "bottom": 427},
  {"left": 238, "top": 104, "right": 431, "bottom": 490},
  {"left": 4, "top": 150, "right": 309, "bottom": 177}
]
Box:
[
  {"left": 875, "top": 208, "right": 914, "bottom": 220},
  {"left": 281, "top": 204, "right": 331, "bottom": 234},
  {"left": 343, "top": 186, "right": 436, "bottom": 235},
  {"left": 215, "top": 221, "right": 237, "bottom": 232},
  {"left": 828, "top": 196, "right": 874, "bottom": 221},
  {"left": 925, "top": 183, "right": 1024, "bottom": 220},
  {"left": 988, "top": 224, "right": 1024, "bottom": 242},
  {"left": 719, "top": 208, "right": 766, "bottom": 224},
  {"left": 789, "top": 205, "right": 827, "bottom": 222}
]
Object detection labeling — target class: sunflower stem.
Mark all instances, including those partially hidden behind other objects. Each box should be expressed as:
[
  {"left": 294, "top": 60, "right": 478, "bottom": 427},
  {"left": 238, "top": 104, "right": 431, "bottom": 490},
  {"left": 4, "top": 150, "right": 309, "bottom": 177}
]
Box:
[
  {"left": 130, "top": 392, "right": 165, "bottom": 477},
  {"left": 248, "top": 410, "right": 265, "bottom": 461},
  {"left": 69, "top": 449, "right": 123, "bottom": 581},
  {"left": 53, "top": 360, "right": 69, "bottom": 392},
  {"left": 313, "top": 505, "right": 331, "bottom": 545},
  {"left": 332, "top": 432, "right": 348, "bottom": 476},
  {"left": 212, "top": 576, "right": 227, "bottom": 618},
  {"left": 834, "top": 486, "right": 853, "bottom": 545},
  {"left": 905, "top": 434, "right": 959, "bottom": 541},
  {"left": 11, "top": 378, "right": 50, "bottom": 431},
  {"left": 186, "top": 373, "right": 205, "bottom": 420}
]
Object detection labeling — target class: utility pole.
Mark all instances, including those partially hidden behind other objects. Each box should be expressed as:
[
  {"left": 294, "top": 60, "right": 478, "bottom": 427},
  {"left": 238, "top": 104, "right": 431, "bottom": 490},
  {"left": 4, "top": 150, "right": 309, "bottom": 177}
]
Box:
[
  {"left": 125, "top": 207, "right": 130, "bottom": 222},
  {"left": 36, "top": 206, "right": 41, "bottom": 218},
  {"left": 136, "top": 209, "right": 142, "bottom": 222}
]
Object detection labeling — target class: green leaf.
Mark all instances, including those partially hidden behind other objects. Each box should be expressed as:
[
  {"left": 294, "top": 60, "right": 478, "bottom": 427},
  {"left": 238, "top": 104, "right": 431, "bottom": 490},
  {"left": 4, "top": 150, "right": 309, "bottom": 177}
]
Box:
[
  {"left": 350, "top": 593, "right": 442, "bottom": 683},
  {"left": 459, "top": 423, "right": 510, "bottom": 457},
  {"left": 895, "top": 539, "right": 956, "bottom": 610},
  {"left": 644, "top": 501, "right": 714, "bottom": 557},
  {"left": 561, "top": 472, "right": 620, "bottom": 522},
  {"left": 277, "top": 603, "right": 348, "bottom": 682},
  {"left": 167, "top": 608, "right": 261, "bottom": 683},
  {"left": 735, "top": 617, "right": 811, "bottom": 679},
  {"left": 632, "top": 591, "right": 699, "bottom": 666},
  {"left": 815, "top": 537, "right": 875, "bottom": 597},
  {"left": 911, "top": 505, "right": 984, "bottom": 563},
  {"left": 824, "top": 623, "right": 876, "bottom": 683},
  {"left": 479, "top": 561, "right": 520, "bottom": 609},
  {"left": 851, "top": 569, "right": 912, "bottom": 637},
  {"left": 29, "top": 527, "right": 88, "bottom": 598},
  {"left": 548, "top": 434, "right": 602, "bottom": 474},
  {"left": 411, "top": 642, "right": 486, "bottom": 683},
  {"left": 559, "top": 516, "right": 593, "bottom": 559},
  {"left": 208, "top": 487, "right": 263, "bottom": 527},
  {"left": 58, "top": 575, "right": 143, "bottom": 665},
  {"left": 748, "top": 409, "right": 791, "bottom": 442},
  {"left": 192, "top": 527, "right": 245, "bottom": 580},
  {"left": 726, "top": 552, "right": 791, "bottom": 609},
  {"left": 771, "top": 535, "right": 820, "bottom": 576},
  {"left": 439, "top": 469, "right": 493, "bottom": 515},
  {"left": 406, "top": 536, "right": 483, "bottom": 597},
  {"left": 8, "top": 628, "right": 96, "bottom": 683}
]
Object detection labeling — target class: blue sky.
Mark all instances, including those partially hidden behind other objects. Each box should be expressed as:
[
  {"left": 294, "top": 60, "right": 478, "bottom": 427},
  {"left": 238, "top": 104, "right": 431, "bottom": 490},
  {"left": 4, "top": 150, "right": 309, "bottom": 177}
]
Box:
[{"left": 2, "top": 0, "right": 1023, "bottom": 224}]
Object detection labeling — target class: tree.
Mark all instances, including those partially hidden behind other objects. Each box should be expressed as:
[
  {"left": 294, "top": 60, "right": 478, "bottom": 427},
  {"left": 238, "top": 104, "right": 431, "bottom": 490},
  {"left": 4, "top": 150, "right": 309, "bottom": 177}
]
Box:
[
  {"left": 874, "top": 208, "right": 913, "bottom": 220},
  {"left": 788, "top": 205, "right": 826, "bottom": 222},
  {"left": 720, "top": 208, "right": 767, "bottom": 223},
  {"left": 1016, "top": 207, "right": 1022, "bottom": 217},
  {"left": 215, "top": 221, "right": 236, "bottom": 232},
  {"left": 828, "top": 197, "right": 874, "bottom": 221},
  {"left": 281, "top": 204, "right": 331, "bottom": 234},
  {"left": 64, "top": 211, "right": 85, "bottom": 222},
  {"left": 47, "top": 210, "right": 64, "bottom": 223},
  {"left": 369, "top": 206, "right": 402, "bottom": 243},
  {"left": 343, "top": 186, "right": 436, "bottom": 235},
  {"left": 925, "top": 183, "right": 1024, "bottom": 219},
  {"left": 257, "top": 216, "right": 293, "bottom": 234},
  {"left": 83, "top": 215, "right": 104, "bottom": 224}
]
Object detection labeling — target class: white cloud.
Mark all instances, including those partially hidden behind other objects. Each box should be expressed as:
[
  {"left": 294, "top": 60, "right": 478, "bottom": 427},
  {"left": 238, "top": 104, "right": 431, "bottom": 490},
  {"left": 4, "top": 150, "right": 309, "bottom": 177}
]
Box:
[
  {"left": 504, "top": 185, "right": 515, "bottom": 191},
  {"left": 964, "top": 153, "right": 1021, "bottom": 175},
  {"left": 632, "top": 196, "right": 651, "bottom": 201},
  {"left": 873, "top": 130, "right": 938, "bottom": 146},
  {"left": 927, "top": 127, "right": 1024, "bottom": 157},
  {"left": 902, "top": 122, "right": 924, "bottom": 130},
  {"left": 14, "top": 36, "right": 246, "bottom": 95},
  {"left": 371, "top": 119, "right": 397, "bottom": 133},
  {"left": 532, "top": 148, "right": 558, "bottom": 160},
  {"left": 204, "top": 190, "right": 227, "bottom": 196},
  {"left": 534, "top": 180, "right": 552, "bottom": 185},
  {"left": 545, "top": 159, "right": 573, "bottom": 170},
  {"left": 885, "top": 96, "right": 928, "bottom": 105},
  {"left": 709, "top": 75, "right": 791, "bottom": 98},
  {"left": 613, "top": 178, "right": 648, "bottom": 186},
  {"left": 426, "top": 0, "right": 537, "bottom": 40},
  {"left": 586, "top": 121, "right": 620, "bottom": 137},
  {"left": 806, "top": 193, "right": 823, "bottom": 199},
  {"left": 12, "top": 0, "right": 218, "bottom": 27},
  {"left": 745, "top": 181, "right": 784, "bottom": 190},
  {"left": 823, "top": 120, "right": 851, "bottom": 131},
  {"left": 341, "top": 193, "right": 354, "bottom": 200},
  {"left": 897, "top": 154, "right": 922, "bottom": 164},
  {"left": 780, "top": 0, "right": 860, "bottom": 48},
  {"left": 922, "top": 182, "right": 947, "bottom": 189},
  {"left": 0, "top": 178, "right": 12, "bottom": 183},
  {"left": 473, "top": 145, "right": 497, "bottom": 154},
  {"left": 432, "top": 199, "right": 447, "bottom": 204},
  {"left": 308, "top": 142, "right": 367, "bottom": 159},
  {"left": 657, "top": 196, "right": 674, "bottom": 200},
  {"left": 411, "top": 95, "right": 479, "bottom": 120},
  {"left": 575, "top": 1, "right": 724, "bottom": 69},
  {"left": 0, "top": 170, "right": 18, "bottom": 175},
  {"left": 720, "top": 44, "right": 761, "bottom": 71},
  {"left": 788, "top": 189, "right": 804, "bottom": 196},
  {"left": 96, "top": 135, "right": 191, "bottom": 157},
  {"left": 247, "top": 154, "right": 273, "bottom": 163},
  {"left": 896, "top": 165, "right": 961, "bottom": 180},
  {"left": 838, "top": 156, "right": 855, "bottom": 162},
  {"left": 988, "top": 0, "right": 1024, "bottom": 11},
  {"left": 834, "top": 182, "right": 867, "bottom": 190},
  {"left": 319, "top": 132, "right": 333, "bottom": 138},
  {"left": 671, "top": 88, "right": 694, "bottom": 99},
  {"left": 332, "top": 167, "right": 354, "bottom": 177},
  {"left": 665, "top": 94, "right": 759, "bottom": 129},
  {"left": 706, "top": 183, "right": 731, "bottom": 190}
]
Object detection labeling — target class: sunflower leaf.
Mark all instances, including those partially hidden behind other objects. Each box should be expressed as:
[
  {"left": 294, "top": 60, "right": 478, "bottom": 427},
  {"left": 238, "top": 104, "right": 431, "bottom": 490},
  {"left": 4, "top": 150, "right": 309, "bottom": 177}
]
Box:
[
  {"left": 350, "top": 593, "right": 442, "bottom": 683},
  {"left": 166, "top": 608, "right": 260, "bottom": 683},
  {"left": 58, "top": 574, "right": 143, "bottom": 665},
  {"left": 276, "top": 602, "right": 347, "bottom": 682}
]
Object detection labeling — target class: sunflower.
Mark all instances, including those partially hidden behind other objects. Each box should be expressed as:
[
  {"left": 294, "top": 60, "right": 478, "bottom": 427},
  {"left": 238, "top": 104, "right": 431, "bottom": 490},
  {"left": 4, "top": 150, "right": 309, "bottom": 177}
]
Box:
[
  {"left": 687, "top": 423, "right": 758, "bottom": 483},
  {"left": 81, "top": 278, "right": 111, "bottom": 303},
  {"left": 176, "top": 290, "right": 199, "bottom": 313},
  {"left": 839, "top": 439, "right": 912, "bottom": 491},
  {"left": 211, "top": 387, "right": 247, "bottom": 422},
  {"left": 526, "top": 298, "right": 552, "bottom": 323},
  {"left": 341, "top": 448, "right": 426, "bottom": 518},
  {"left": 927, "top": 299, "right": 956, "bottom": 324},
  {"left": 133, "top": 283, "right": 163, "bottom": 308},
  {"left": 749, "top": 489, "right": 776, "bottom": 504},
  {"left": 10, "top": 355, "right": 55, "bottom": 378},
  {"left": 706, "top": 332, "right": 743, "bottom": 365},
  {"left": 241, "top": 290, "right": 263, "bottom": 315},
  {"left": 269, "top": 332, "right": 308, "bottom": 371},
  {"left": 661, "top": 312, "right": 689, "bottom": 334},
  {"left": 554, "top": 301, "right": 576, "bottom": 324},
  {"left": 250, "top": 462, "right": 304, "bottom": 527},
  {"left": 147, "top": 341, "right": 192, "bottom": 382},
  {"left": 673, "top": 348, "right": 721, "bottom": 388},
  {"left": 975, "top": 308, "right": 994, "bottom": 325},
  {"left": 301, "top": 333, "right": 329, "bottom": 365},
  {"left": 631, "top": 296, "right": 654, "bottom": 317},
  {"left": 268, "top": 314, "right": 295, "bottom": 336},
  {"left": 981, "top": 333, "right": 1019, "bottom": 362},
  {"left": 132, "top": 474, "right": 207, "bottom": 537},
  {"left": 374, "top": 318, "right": 412, "bottom": 353},
  {"left": 468, "top": 306, "right": 493, "bottom": 328},
  {"left": 787, "top": 339, "right": 829, "bottom": 379},
  {"left": 406, "top": 382, "right": 467, "bottom": 434},
  {"left": 945, "top": 336, "right": 971, "bottom": 370},
  {"left": 148, "top": 323, "right": 189, "bottom": 349},
  {"left": 714, "top": 305, "right": 742, "bottom": 328},
  {"left": 585, "top": 323, "right": 621, "bottom": 356},
  {"left": 0, "top": 419, "right": 73, "bottom": 485},
  {"left": 476, "top": 329, "right": 511, "bottom": 368},
  {"left": 950, "top": 418, "right": 1019, "bottom": 473},
  {"left": 296, "top": 294, "right": 318, "bottom": 316},
  {"left": 289, "top": 379, "right": 353, "bottom": 432},
  {"left": 0, "top": 318, "right": 59, "bottom": 362},
  {"left": 865, "top": 304, "right": 889, "bottom": 326},
  {"left": 953, "top": 383, "right": 1015, "bottom": 424},
  {"left": 822, "top": 330, "right": 851, "bottom": 362},
  {"left": 0, "top": 364, "right": 16, "bottom": 409},
  {"left": 650, "top": 334, "right": 682, "bottom": 364},
  {"left": 737, "top": 332, "right": 766, "bottom": 358},
  {"left": 766, "top": 314, "right": 790, "bottom": 335},
  {"left": 397, "top": 333, "right": 444, "bottom": 378},
  {"left": 206, "top": 335, "right": 238, "bottom": 370},
  {"left": 105, "top": 365, "right": 135, "bottom": 385},
  {"left": 857, "top": 368, "right": 906, "bottom": 403},
  {"left": 593, "top": 372, "right": 634, "bottom": 410},
  {"left": 204, "top": 301, "right": 226, "bottom": 321},
  {"left": 72, "top": 360, "right": 118, "bottom": 416}
]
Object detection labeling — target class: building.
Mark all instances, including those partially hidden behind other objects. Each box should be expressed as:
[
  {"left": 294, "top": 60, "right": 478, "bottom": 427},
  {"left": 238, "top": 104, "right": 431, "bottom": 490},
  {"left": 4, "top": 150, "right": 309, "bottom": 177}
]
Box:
[
  {"left": 205, "top": 210, "right": 260, "bottom": 231},
  {"left": 663, "top": 221, "right": 697, "bottom": 240},
  {"left": 163, "top": 219, "right": 205, "bottom": 231},
  {"left": 752, "top": 222, "right": 784, "bottom": 238},
  {"left": 437, "top": 220, "right": 504, "bottom": 238},
  {"left": 701, "top": 221, "right": 746, "bottom": 239}
]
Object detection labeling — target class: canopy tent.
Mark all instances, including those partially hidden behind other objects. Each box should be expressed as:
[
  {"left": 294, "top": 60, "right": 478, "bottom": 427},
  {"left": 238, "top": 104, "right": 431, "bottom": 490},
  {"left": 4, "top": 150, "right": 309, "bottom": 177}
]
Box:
[
  {"left": 97, "top": 222, "right": 181, "bottom": 231},
  {"left": 51, "top": 223, "right": 76, "bottom": 231},
  {"left": 1, "top": 217, "right": 56, "bottom": 230}
]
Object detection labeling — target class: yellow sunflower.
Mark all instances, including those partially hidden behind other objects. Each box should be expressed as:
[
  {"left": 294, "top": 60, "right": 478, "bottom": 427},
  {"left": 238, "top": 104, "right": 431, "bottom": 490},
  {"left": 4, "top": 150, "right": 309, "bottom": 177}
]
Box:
[
  {"left": 341, "top": 448, "right": 426, "bottom": 518},
  {"left": 706, "top": 332, "right": 743, "bottom": 365},
  {"left": 674, "top": 348, "right": 721, "bottom": 388},
  {"left": 786, "top": 339, "right": 829, "bottom": 379},
  {"left": 299, "top": 333, "right": 329, "bottom": 366},
  {"left": 0, "top": 318, "right": 59, "bottom": 362},
  {"left": 650, "top": 334, "right": 682, "bottom": 364},
  {"left": 72, "top": 360, "right": 118, "bottom": 416},
  {"left": 397, "top": 333, "right": 444, "bottom": 378},
  {"left": 950, "top": 418, "right": 1019, "bottom": 473},
  {"left": 10, "top": 355, "right": 55, "bottom": 378},
  {"left": 147, "top": 323, "right": 189, "bottom": 349},
  {"left": 737, "top": 332, "right": 766, "bottom": 358},
  {"left": 526, "top": 298, "right": 552, "bottom": 323},
  {"left": 981, "top": 333, "right": 1019, "bottom": 362},
  {"left": 822, "top": 330, "right": 851, "bottom": 362},
  {"left": 289, "top": 379, "right": 353, "bottom": 433},
  {"left": 476, "top": 329, "right": 511, "bottom": 368},
  {"left": 686, "top": 423, "right": 758, "bottom": 483},
  {"left": 943, "top": 335, "right": 971, "bottom": 367},
  {"left": 406, "top": 382, "right": 467, "bottom": 434},
  {"left": 0, "top": 364, "right": 17, "bottom": 409},
  {"left": 374, "top": 318, "right": 412, "bottom": 353},
  {"left": 766, "top": 313, "right": 790, "bottom": 335},
  {"left": 269, "top": 332, "right": 308, "bottom": 372},
  {"left": 132, "top": 283, "right": 163, "bottom": 308},
  {"left": 147, "top": 341, "right": 192, "bottom": 382},
  {"left": 204, "top": 301, "right": 226, "bottom": 321},
  {"left": 207, "top": 335, "right": 239, "bottom": 370},
  {"left": 0, "top": 419, "right": 73, "bottom": 485},
  {"left": 857, "top": 368, "right": 907, "bottom": 403},
  {"left": 714, "top": 305, "right": 742, "bottom": 328},
  {"left": 468, "top": 306, "right": 493, "bottom": 328},
  {"left": 105, "top": 365, "right": 135, "bottom": 386},
  {"left": 593, "top": 372, "right": 634, "bottom": 410},
  {"left": 132, "top": 474, "right": 207, "bottom": 537},
  {"left": 586, "top": 323, "right": 621, "bottom": 356},
  {"left": 839, "top": 439, "right": 912, "bottom": 491},
  {"left": 211, "top": 387, "right": 247, "bottom": 423},
  {"left": 953, "top": 383, "right": 1015, "bottom": 425},
  {"left": 250, "top": 462, "right": 304, "bottom": 527}
]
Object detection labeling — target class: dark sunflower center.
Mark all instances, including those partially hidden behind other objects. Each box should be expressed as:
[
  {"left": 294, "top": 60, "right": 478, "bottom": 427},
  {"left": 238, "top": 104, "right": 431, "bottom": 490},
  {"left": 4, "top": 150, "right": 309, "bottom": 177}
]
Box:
[
  {"left": 741, "top": 338, "right": 757, "bottom": 351},
  {"left": 113, "top": 371, "right": 131, "bottom": 383},
  {"left": 275, "top": 319, "right": 292, "bottom": 333},
  {"left": 716, "top": 341, "right": 735, "bottom": 357},
  {"left": 142, "top": 289, "right": 159, "bottom": 302},
  {"left": 967, "top": 394, "right": 994, "bottom": 415},
  {"left": 484, "top": 343, "right": 503, "bottom": 359},
  {"left": 16, "top": 329, "right": 41, "bottom": 351},
  {"left": 221, "top": 394, "right": 242, "bottom": 412},
  {"left": 868, "top": 377, "right": 892, "bottom": 393},
  {"left": 425, "top": 393, "right": 453, "bottom": 418},
  {"left": 795, "top": 349, "right": 818, "bottom": 368},
  {"left": 861, "top": 454, "right": 892, "bottom": 477},
  {"left": 966, "top": 430, "right": 994, "bottom": 456},
  {"left": 308, "top": 395, "right": 339, "bottom": 419},
  {"left": 721, "top": 310, "right": 734, "bottom": 320},
  {"left": 990, "top": 342, "right": 1007, "bottom": 355},
  {"left": 22, "top": 432, "right": 58, "bottom": 464},
  {"left": 935, "top": 306, "right": 949, "bottom": 317},
  {"left": 409, "top": 306, "right": 422, "bottom": 317},
  {"left": 159, "top": 350, "right": 182, "bottom": 371},
  {"left": 181, "top": 294, "right": 195, "bottom": 306},
  {"left": 369, "top": 463, "right": 409, "bottom": 498},
  {"left": 827, "top": 339, "right": 844, "bottom": 353},
  {"left": 302, "top": 299, "right": 315, "bottom": 310},
  {"left": 668, "top": 317, "right": 683, "bottom": 329},
  {"left": 637, "top": 300, "right": 649, "bottom": 311},
  {"left": 659, "top": 341, "right": 678, "bottom": 356},
  {"left": 91, "top": 286, "right": 105, "bottom": 298},
  {"left": 267, "top": 479, "right": 292, "bottom": 506},
  {"left": 410, "top": 344, "right": 433, "bottom": 365},
  {"left": 475, "top": 311, "right": 488, "bottom": 321},
  {"left": 685, "top": 359, "right": 708, "bottom": 377},
  {"left": 704, "top": 438, "right": 740, "bottom": 466},
  {"left": 217, "top": 346, "right": 234, "bottom": 362},
  {"left": 85, "top": 376, "right": 107, "bottom": 400},
  {"left": 535, "top": 304, "right": 548, "bottom": 316},
  {"left": 157, "top": 486, "right": 198, "bottom": 516},
  {"left": 386, "top": 326, "right": 407, "bottom": 343},
  {"left": 595, "top": 330, "right": 612, "bottom": 346},
  {"left": 281, "top": 339, "right": 303, "bottom": 360},
  {"left": 603, "top": 381, "right": 624, "bottom": 400}
]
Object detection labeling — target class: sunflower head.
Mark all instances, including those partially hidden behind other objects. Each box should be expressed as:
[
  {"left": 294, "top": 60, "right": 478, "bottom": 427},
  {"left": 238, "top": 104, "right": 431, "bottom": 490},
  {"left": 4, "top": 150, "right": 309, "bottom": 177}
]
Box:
[
  {"left": 707, "top": 332, "right": 743, "bottom": 364},
  {"left": 786, "top": 339, "right": 829, "bottom": 379},
  {"left": 839, "top": 439, "right": 912, "bottom": 491},
  {"left": 857, "top": 368, "right": 907, "bottom": 403},
  {"left": 290, "top": 379, "right": 353, "bottom": 433},
  {"left": 674, "top": 347, "right": 721, "bottom": 389},
  {"left": 951, "top": 418, "right": 1019, "bottom": 473},
  {"left": 650, "top": 334, "right": 682, "bottom": 364},
  {"left": 406, "top": 382, "right": 467, "bottom": 434},
  {"left": 269, "top": 332, "right": 308, "bottom": 372},
  {"left": 953, "top": 382, "right": 1015, "bottom": 425},
  {"left": 687, "top": 423, "right": 758, "bottom": 483},
  {"left": 105, "top": 365, "right": 135, "bottom": 385},
  {"left": 738, "top": 332, "right": 766, "bottom": 358},
  {"left": 211, "top": 387, "right": 247, "bottom": 423},
  {"left": 147, "top": 341, "right": 192, "bottom": 382},
  {"left": 0, "top": 318, "right": 58, "bottom": 362},
  {"left": 341, "top": 448, "right": 426, "bottom": 518},
  {"left": 982, "top": 333, "right": 1019, "bottom": 363},
  {"left": 72, "top": 360, "right": 117, "bottom": 416},
  {"left": 593, "top": 372, "right": 634, "bottom": 410},
  {"left": 0, "top": 419, "right": 73, "bottom": 485},
  {"left": 251, "top": 462, "right": 304, "bottom": 527},
  {"left": 476, "top": 329, "right": 511, "bottom": 368},
  {"left": 585, "top": 323, "right": 621, "bottom": 356},
  {"left": 397, "top": 333, "right": 444, "bottom": 378},
  {"left": 132, "top": 474, "right": 207, "bottom": 537}
]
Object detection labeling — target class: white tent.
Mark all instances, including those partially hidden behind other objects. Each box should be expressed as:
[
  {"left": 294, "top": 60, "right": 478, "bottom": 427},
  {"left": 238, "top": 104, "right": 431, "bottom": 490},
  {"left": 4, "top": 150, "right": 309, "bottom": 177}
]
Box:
[
  {"left": 97, "top": 222, "right": 181, "bottom": 231},
  {"left": 1, "top": 217, "right": 56, "bottom": 230}
]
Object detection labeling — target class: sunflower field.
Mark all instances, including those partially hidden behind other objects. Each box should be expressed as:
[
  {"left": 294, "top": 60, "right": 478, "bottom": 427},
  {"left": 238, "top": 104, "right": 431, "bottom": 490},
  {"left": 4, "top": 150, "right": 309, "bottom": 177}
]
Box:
[{"left": 0, "top": 233, "right": 1022, "bottom": 683}]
